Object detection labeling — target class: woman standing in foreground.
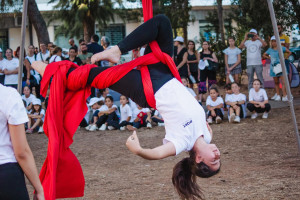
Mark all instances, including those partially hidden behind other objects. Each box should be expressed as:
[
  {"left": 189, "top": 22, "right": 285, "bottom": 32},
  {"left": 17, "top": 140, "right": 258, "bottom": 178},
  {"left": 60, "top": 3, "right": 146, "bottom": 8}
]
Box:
[
  {"left": 0, "top": 84, "right": 44, "bottom": 199},
  {"left": 33, "top": 15, "right": 220, "bottom": 200}
]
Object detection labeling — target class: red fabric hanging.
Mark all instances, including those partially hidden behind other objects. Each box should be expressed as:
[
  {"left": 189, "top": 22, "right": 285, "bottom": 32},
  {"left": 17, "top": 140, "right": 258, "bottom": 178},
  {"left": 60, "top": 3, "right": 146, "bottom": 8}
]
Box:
[{"left": 39, "top": 0, "right": 181, "bottom": 199}]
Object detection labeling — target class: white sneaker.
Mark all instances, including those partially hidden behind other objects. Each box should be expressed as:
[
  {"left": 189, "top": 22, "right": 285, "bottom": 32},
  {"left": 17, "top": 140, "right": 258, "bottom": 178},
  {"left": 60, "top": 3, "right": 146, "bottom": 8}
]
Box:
[
  {"left": 251, "top": 113, "right": 258, "bottom": 119},
  {"left": 262, "top": 112, "right": 269, "bottom": 119},
  {"left": 158, "top": 122, "right": 165, "bottom": 127},
  {"left": 271, "top": 94, "right": 278, "bottom": 100},
  {"left": 282, "top": 96, "right": 288, "bottom": 102},
  {"left": 107, "top": 126, "right": 115, "bottom": 130},
  {"left": 146, "top": 122, "right": 152, "bottom": 129},
  {"left": 38, "top": 126, "right": 43, "bottom": 133},
  {"left": 274, "top": 95, "right": 281, "bottom": 101},
  {"left": 89, "top": 124, "right": 98, "bottom": 131},
  {"left": 216, "top": 116, "right": 222, "bottom": 124},
  {"left": 85, "top": 124, "right": 91, "bottom": 131},
  {"left": 99, "top": 124, "right": 107, "bottom": 131},
  {"left": 234, "top": 116, "right": 241, "bottom": 123},
  {"left": 207, "top": 118, "right": 213, "bottom": 124},
  {"left": 120, "top": 126, "right": 126, "bottom": 131},
  {"left": 229, "top": 114, "right": 235, "bottom": 123}
]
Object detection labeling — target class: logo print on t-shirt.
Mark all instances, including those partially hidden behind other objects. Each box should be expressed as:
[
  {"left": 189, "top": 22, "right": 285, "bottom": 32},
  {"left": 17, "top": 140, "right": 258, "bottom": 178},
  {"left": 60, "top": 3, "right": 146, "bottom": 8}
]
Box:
[
  {"left": 183, "top": 119, "right": 192, "bottom": 128},
  {"left": 248, "top": 44, "right": 258, "bottom": 53}
]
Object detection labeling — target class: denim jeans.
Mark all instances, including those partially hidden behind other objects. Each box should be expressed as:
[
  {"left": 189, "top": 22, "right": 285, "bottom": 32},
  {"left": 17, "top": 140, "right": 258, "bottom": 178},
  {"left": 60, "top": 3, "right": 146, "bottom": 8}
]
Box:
[{"left": 247, "top": 65, "right": 264, "bottom": 89}]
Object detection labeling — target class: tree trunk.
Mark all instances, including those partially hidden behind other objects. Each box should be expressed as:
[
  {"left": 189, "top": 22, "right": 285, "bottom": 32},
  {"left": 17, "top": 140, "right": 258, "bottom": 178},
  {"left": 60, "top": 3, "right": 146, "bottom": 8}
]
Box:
[
  {"left": 217, "top": 0, "right": 225, "bottom": 44},
  {"left": 83, "top": 18, "right": 95, "bottom": 43},
  {"left": 27, "top": 0, "right": 50, "bottom": 45},
  {"left": 183, "top": 0, "right": 189, "bottom": 46}
]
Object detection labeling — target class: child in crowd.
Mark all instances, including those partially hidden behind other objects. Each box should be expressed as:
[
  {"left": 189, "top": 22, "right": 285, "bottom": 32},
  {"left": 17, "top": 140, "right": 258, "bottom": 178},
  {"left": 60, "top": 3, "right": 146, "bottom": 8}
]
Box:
[
  {"left": 226, "top": 82, "right": 246, "bottom": 123},
  {"left": 98, "top": 88, "right": 110, "bottom": 98},
  {"left": 119, "top": 95, "right": 132, "bottom": 131},
  {"left": 206, "top": 86, "right": 224, "bottom": 124},
  {"left": 26, "top": 98, "right": 45, "bottom": 134},
  {"left": 90, "top": 96, "right": 119, "bottom": 131},
  {"left": 223, "top": 37, "right": 242, "bottom": 84},
  {"left": 21, "top": 86, "right": 36, "bottom": 112},
  {"left": 247, "top": 79, "right": 271, "bottom": 119},
  {"left": 181, "top": 76, "right": 197, "bottom": 99},
  {"left": 263, "top": 36, "right": 291, "bottom": 101},
  {"left": 85, "top": 97, "right": 104, "bottom": 130},
  {"left": 151, "top": 110, "right": 164, "bottom": 126},
  {"left": 224, "top": 83, "right": 232, "bottom": 112},
  {"left": 127, "top": 105, "right": 152, "bottom": 131}
]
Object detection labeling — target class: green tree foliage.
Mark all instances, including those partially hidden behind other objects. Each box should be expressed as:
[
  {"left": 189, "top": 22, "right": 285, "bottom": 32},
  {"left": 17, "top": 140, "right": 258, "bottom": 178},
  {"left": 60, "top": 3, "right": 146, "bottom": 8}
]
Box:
[{"left": 49, "top": 0, "right": 116, "bottom": 42}]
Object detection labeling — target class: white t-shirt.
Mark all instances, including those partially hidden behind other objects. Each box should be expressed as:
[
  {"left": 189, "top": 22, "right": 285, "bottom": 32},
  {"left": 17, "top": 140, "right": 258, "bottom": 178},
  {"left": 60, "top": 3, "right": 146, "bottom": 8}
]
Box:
[
  {"left": 21, "top": 94, "right": 36, "bottom": 107},
  {"left": 227, "top": 93, "right": 246, "bottom": 102},
  {"left": 3, "top": 58, "right": 19, "bottom": 85},
  {"left": 0, "top": 84, "right": 29, "bottom": 165},
  {"left": 155, "top": 78, "right": 211, "bottom": 155},
  {"left": 186, "top": 87, "right": 196, "bottom": 97},
  {"left": 36, "top": 51, "right": 50, "bottom": 62},
  {"left": 98, "top": 104, "right": 119, "bottom": 116},
  {"left": 120, "top": 104, "right": 132, "bottom": 122},
  {"left": 0, "top": 58, "right": 6, "bottom": 75},
  {"left": 25, "top": 55, "right": 41, "bottom": 83},
  {"left": 206, "top": 96, "right": 224, "bottom": 107},
  {"left": 30, "top": 109, "right": 45, "bottom": 122},
  {"left": 154, "top": 110, "right": 162, "bottom": 119},
  {"left": 131, "top": 107, "right": 150, "bottom": 122},
  {"left": 249, "top": 88, "right": 268, "bottom": 102},
  {"left": 49, "top": 55, "right": 62, "bottom": 63},
  {"left": 244, "top": 40, "right": 263, "bottom": 66},
  {"left": 223, "top": 47, "right": 242, "bottom": 64},
  {"left": 225, "top": 94, "right": 232, "bottom": 103}
]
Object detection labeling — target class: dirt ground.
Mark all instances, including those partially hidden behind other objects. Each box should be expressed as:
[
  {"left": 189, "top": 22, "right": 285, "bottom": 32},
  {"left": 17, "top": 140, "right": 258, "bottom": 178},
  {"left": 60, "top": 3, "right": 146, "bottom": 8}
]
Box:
[{"left": 26, "top": 88, "right": 300, "bottom": 200}]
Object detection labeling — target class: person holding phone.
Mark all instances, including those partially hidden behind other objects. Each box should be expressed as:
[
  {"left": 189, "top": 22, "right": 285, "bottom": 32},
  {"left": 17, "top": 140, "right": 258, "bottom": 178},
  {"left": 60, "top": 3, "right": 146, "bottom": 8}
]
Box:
[{"left": 239, "top": 29, "right": 267, "bottom": 90}]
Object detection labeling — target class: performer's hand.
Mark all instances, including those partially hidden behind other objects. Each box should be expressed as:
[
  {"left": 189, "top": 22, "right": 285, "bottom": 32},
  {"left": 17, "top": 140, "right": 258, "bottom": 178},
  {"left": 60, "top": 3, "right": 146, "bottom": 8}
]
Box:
[{"left": 126, "top": 131, "right": 141, "bottom": 155}]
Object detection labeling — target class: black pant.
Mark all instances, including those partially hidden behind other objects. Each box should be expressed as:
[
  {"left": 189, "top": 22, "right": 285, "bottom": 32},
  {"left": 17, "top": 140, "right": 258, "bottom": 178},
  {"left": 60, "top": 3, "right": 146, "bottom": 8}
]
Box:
[
  {"left": 247, "top": 103, "right": 271, "bottom": 113},
  {"left": 152, "top": 117, "right": 164, "bottom": 123},
  {"left": 96, "top": 112, "right": 119, "bottom": 128},
  {"left": 84, "top": 15, "right": 174, "bottom": 108},
  {"left": 0, "top": 163, "right": 29, "bottom": 200},
  {"left": 207, "top": 108, "right": 223, "bottom": 119},
  {"left": 0, "top": 75, "right": 4, "bottom": 85}
]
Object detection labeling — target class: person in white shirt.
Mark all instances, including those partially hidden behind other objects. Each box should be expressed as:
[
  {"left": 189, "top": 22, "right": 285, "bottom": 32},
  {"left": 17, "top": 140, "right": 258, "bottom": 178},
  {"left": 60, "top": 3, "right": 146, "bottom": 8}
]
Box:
[
  {"left": 85, "top": 97, "right": 105, "bottom": 131},
  {"left": 36, "top": 43, "right": 50, "bottom": 64},
  {"left": 226, "top": 82, "right": 246, "bottom": 123},
  {"left": 118, "top": 95, "right": 132, "bottom": 130},
  {"left": 247, "top": 79, "right": 271, "bottom": 119},
  {"left": 181, "top": 76, "right": 197, "bottom": 99},
  {"left": 49, "top": 47, "right": 62, "bottom": 63},
  {"left": 127, "top": 104, "right": 152, "bottom": 130},
  {"left": 239, "top": 29, "right": 267, "bottom": 89},
  {"left": 0, "top": 48, "right": 5, "bottom": 85},
  {"left": 0, "top": 84, "right": 44, "bottom": 199},
  {"left": 26, "top": 98, "right": 45, "bottom": 134},
  {"left": 21, "top": 86, "right": 36, "bottom": 112},
  {"left": 206, "top": 87, "right": 224, "bottom": 124},
  {"left": 3, "top": 48, "right": 19, "bottom": 89},
  {"left": 151, "top": 110, "right": 164, "bottom": 126}
]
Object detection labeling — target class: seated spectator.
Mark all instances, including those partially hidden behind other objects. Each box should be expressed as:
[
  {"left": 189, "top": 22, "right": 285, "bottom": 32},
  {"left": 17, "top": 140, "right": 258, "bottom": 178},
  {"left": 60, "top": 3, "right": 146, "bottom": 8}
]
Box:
[
  {"left": 98, "top": 88, "right": 110, "bottom": 98},
  {"left": 21, "top": 86, "right": 36, "bottom": 112},
  {"left": 78, "top": 43, "right": 93, "bottom": 64},
  {"left": 49, "top": 47, "right": 62, "bottom": 63},
  {"left": 118, "top": 95, "right": 132, "bottom": 131},
  {"left": 224, "top": 83, "right": 232, "bottom": 111},
  {"left": 84, "top": 97, "right": 104, "bottom": 130},
  {"left": 226, "top": 82, "right": 246, "bottom": 123},
  {"left": 151, "top": 110, "right": 164, "bottom": 126},
  {"left": 66, "top": 47, "right": 83, "bottom": 65},
  {"left": 247, "top": 79, "right": 271, "bottom": 119},
  {"left": 90, "top": 96, "right": 119, "bottom": 131},
  {"left": 127, "top": 105, "right": 152, "bottom": 131},
  {"left": 3, "top": 48, "right": 19, "bottom": 89},
  {"left": 26, "top": 98, "right": 45, "bottom": 134},
  {"left": 206, "top": 86, "right": 224, "bottom": 124},
  {"left": 181, "top": 76, "right": 197, "bottom": 99}
]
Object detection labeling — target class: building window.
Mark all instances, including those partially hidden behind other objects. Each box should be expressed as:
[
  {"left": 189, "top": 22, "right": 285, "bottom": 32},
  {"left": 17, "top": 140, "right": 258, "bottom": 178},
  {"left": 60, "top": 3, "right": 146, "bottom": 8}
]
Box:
[
  {"left": 0, "top": 29, "right": 9, "bottom": 51},
  {"left": 96, "top": 24, "right": 125, "bottom": 46}
]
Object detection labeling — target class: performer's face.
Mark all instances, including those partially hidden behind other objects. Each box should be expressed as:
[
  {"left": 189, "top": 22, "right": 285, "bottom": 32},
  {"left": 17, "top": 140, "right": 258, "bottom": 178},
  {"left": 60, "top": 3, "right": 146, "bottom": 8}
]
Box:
[{"left": 195, "top": 144, "right": 221, "bottom": 172}]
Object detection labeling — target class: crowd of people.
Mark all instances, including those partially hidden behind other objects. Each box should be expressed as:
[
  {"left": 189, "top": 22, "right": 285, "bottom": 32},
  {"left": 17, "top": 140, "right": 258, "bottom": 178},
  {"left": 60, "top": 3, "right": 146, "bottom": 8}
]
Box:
[{"left": 0, "top": 23, "right": 294, "bottom": 133}]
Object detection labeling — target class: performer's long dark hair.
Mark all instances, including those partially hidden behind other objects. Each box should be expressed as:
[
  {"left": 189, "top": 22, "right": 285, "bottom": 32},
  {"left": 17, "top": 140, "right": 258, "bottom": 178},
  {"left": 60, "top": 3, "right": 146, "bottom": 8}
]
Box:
[{"left": 172, "top": 151, "right": 220, "bottom": 200}]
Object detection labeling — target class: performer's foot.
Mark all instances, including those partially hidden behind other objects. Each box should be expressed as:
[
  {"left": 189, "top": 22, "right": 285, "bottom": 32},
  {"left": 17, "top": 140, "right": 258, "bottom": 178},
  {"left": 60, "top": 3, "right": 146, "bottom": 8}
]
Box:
[
  {"left": 32, "top": 61, "right": 47, "bottom": 77},
  {"left": 91, "top": 45, "right": 121, "bottom": 64}
]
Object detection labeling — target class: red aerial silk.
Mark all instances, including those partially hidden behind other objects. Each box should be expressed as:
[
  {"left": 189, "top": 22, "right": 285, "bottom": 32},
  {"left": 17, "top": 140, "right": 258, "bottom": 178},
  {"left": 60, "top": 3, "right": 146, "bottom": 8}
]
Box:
[{"left": 39, "top": 0, "right": 181, "bottom": 199}]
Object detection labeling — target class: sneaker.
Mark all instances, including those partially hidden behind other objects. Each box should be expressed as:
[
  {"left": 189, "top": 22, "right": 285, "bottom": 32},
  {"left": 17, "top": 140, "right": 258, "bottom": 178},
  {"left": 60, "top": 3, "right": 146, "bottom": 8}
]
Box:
[
  {"left": 146, "top": 122, "right": 152, "bottom": 129},
  {"left": 120, "top": 126, "right": 126, "bottom": 131},
  {"left": 85, "top": 124, "right": 92, "bottom": 131},
  {"left": 38, "top": 127, "right": 43, "bottom": 134},
  {"left": 158, "top": 122, "right": 165, "bottom": 127},
  {"left": 99, "top": 124, "right": 107, "bottom": 131},
  {"left": 282, "top": 96, "right": 288, "bottom": 102},
  {"left": 234, "top": 116, "right": 241, "bottom": 123},
  {"left": 26, "top": 128, "right": 33, "bottom": 134},
  {"left": 207, "top": 118, "right": 213, "bottom": 124},
  {"left": 107, "top": 126, "right": 115, "bottom": 130},
  {"left": 271, "top": 93, "right": 278, "bottom": 100},
  {"left": 216, "top": 116, "right": 222, "bottom": 124},
  {"left": 262, "top": 112, "right": 269, "bottom": 119},
  {"left": 274, "top": 95, "right": 281, "bottom": 101},
  {"left": 251, "top": 113, "right": 258, "bottom": 119},
  {"left": 229, "top": 114, "right": 235, "bottom": 123},
  {"left": 89, "top": 124, "right": 98, "bottom": 131}
]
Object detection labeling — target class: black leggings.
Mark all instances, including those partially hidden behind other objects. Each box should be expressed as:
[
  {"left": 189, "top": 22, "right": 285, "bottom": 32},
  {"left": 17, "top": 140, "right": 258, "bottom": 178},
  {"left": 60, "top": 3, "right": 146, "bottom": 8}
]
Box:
[
  {"left": 247, "top": 103, "right": 271, "bottom": 113},
  {"left": 84, "top": 15, "right": 174, "bottom": 108},
  {"left": 0, "top": 163, "right": 29, "bottom": 200},
  {"left": 207, "top": 108, "right": 224, "bottom": 119}
]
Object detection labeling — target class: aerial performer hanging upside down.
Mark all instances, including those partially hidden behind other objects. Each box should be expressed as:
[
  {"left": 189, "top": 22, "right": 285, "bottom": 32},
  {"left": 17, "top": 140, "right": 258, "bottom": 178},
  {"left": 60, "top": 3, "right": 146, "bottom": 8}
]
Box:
[{"left": 32, "top": 6, "right": 221, "bottom": 200}]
